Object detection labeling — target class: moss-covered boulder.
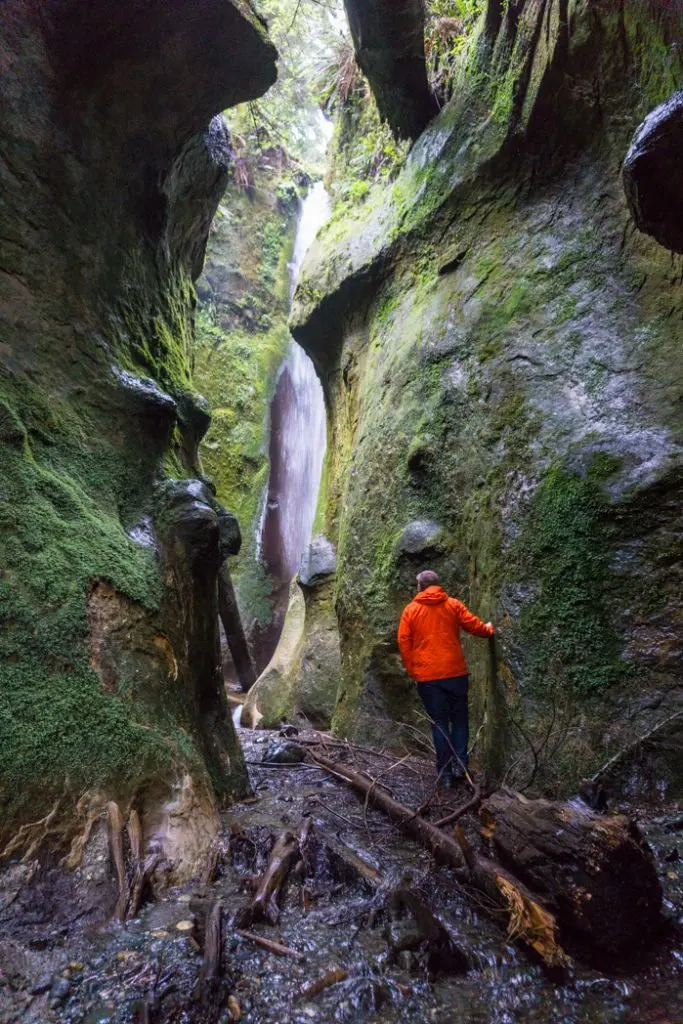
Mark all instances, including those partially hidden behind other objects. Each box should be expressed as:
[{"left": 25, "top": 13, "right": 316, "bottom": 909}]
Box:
[
  {"left": 243, "top": 536, "right": 341, "bottom": 728},
  {"left": 0, "top": 0, "right": 276, "bottom": 868},
  {"left": 291, "top": 0, "right": 683, "bottom": 796}
]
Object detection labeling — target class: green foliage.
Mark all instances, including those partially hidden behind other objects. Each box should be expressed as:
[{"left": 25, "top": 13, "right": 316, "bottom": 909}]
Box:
[
  {"left": 324, "top": 83, "right": 411, "bottom": 214},
  {"left": 425, "top": 0, "right": 486, "bottom": 103},
  {"left": 226, "top": 0, "right": 345, "bottom": 168}
]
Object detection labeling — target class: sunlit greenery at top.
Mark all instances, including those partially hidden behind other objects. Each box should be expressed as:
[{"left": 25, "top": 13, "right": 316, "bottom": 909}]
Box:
[{"left": 226, "top": 0, "right": 347, "bottom": 170}]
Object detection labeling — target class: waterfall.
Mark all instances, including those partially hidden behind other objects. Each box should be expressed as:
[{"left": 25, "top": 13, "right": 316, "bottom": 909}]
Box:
[{"left": 255, "top": 183, "right": 329, "bottom": 656}]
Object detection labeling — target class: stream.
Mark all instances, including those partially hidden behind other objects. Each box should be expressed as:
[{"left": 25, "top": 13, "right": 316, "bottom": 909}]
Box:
[
  {"left": 255, "top": 184, "right": 329, "bottom": 667},
  {"left": 1, "top": 727, "right": 681, "bottom": 1024}
]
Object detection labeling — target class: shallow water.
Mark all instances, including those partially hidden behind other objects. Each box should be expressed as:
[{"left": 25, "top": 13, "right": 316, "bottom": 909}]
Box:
[{"left": 1, "top": 729, "right": 681, "bottom": 1024}]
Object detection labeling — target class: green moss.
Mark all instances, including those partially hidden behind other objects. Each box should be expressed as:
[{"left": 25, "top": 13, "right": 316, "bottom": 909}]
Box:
[
  {"left": 514, "top": 455, "right": 630, "bottom": 698},
  {"left": 0, "top": 427, "right": 200, "bottom": 820},
  {"left": 623, "top": 0, "right": 683, "bottom": 110}
]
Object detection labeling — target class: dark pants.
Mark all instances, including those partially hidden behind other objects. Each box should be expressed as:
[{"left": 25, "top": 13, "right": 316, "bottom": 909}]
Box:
[{"left": 418, "top": 675, "right": 469, "bottom": 776}]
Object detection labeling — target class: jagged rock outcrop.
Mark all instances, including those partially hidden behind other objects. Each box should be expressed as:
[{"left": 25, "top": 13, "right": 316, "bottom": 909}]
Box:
[
  {"left": 342, "top": 0, "right": 437, "bottom": 140},
  {"left": 292, "top": 0, "right": 683, "bottom": 795},
  {"left": 0, "top": 1, "right": 276, "bottom": 867}
]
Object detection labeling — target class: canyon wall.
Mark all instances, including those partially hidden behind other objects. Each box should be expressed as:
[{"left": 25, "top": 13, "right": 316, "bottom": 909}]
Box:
[
  {"left": 0, "top": 0, "right": 275, "bottom": 869},
  {"left": 292, "top": 0, "right": 683, "bottom": 795}
]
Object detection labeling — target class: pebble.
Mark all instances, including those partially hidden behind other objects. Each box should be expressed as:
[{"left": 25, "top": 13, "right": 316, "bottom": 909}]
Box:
[
  {"left": 49, "top": 976, "right": 71, "bottom": 1007},
  {"left": 176, "top": 919, "right": 194, "bottom": 932}
]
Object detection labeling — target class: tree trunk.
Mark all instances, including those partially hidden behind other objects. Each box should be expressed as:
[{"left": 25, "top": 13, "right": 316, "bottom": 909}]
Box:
[
  {"left": 480, "top": 788, "right": 663, "bottom": 955},
  {"left": 218, "top": 562, "right": 257, "bottom": 692}
]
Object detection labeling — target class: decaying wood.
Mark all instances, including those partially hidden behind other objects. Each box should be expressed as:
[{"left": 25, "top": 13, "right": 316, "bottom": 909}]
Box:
[
  {"left": 388, "top": 887, "right": 470, "bottom": 973},
  {"left": 312, "top": 823, "right": 384, "bottom": 888},
  {"left": 310, "top": 752, "right": 569, "bottom": 969},
  {"left": 310, "top": 752, "right": 468, "bottom": 868},
  {"left": 107, "top": 803, "right": 158, "bottom": 921},
  {"left": 218, "top": 563, "right": 257, "bottom": 692},
  {"left": 235, "top": 929, "right": 305, "bottom": 961},
  {"left": 200, "top": 840, "right": 221, "bottom": 886},
  {"left": 127, "top": 809, "right": 143, "bottom": 862},
  {"left": 298, "top": 966, "right": 348, "bottom": 1001},
  {"left": 200, "top": 902, "right": 223, "bottom": 986},
  {"left": 107, "top": 802, "right": 127, "bottom": 920},
  {"left": 479, "top": 788, "right": 663, "bottom": 955},
  {"left": 128, "top": 854, "right": 161, "bottom": 920},
  {"left": 455, "top": 827, "right": 569, "bottom": 970},
  {"left": 235, "top": 822, "right": 308, "bottom": 927}
]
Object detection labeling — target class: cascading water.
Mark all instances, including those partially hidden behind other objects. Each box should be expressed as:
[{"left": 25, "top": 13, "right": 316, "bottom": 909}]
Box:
[{"left": 255, "top": 183, "right": 330, "bottom": 665}]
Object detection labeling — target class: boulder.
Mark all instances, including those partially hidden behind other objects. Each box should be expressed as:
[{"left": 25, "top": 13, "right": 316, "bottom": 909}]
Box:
[
  {"left": 623, "top": 92, "right": 683, "bottom": 254},
  {"left": 299, "top": 534, "right": 337, "bottom": 586},
  {"left": 242, "top": 537, "right": 342, "bottom": 729}
]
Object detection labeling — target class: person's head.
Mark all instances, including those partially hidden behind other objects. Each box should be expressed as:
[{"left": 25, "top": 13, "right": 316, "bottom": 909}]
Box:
[{"left": 416, "top": 570, "right": 440, "bottom": 592}]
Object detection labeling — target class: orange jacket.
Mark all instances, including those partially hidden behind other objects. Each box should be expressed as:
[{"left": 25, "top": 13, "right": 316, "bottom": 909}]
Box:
[{"left": 397, "top": 586, "right": 493, "bottom": 682}]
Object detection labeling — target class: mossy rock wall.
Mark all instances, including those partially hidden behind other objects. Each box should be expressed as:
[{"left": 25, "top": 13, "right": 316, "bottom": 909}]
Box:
[
  {"left": 292, "top": 0, "right": 683, "bottom": 796},
  {"left": 0, "top": 0, "right": 276, "bottom": 863},
  {"left": 193, "top": 153, "right": 301, "bottom": 668}
]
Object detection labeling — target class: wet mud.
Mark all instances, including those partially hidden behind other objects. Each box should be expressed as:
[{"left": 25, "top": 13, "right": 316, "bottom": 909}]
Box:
[{"left": 1, "top": 729, "right": 681, "bottom": 1024}]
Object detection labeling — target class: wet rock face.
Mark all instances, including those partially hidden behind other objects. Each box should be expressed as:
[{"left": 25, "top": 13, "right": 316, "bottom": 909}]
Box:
[
  {"left": 0, "top": 1, "right": 275, "bottom": 851},
  {"left": 623, "top": 92, "right": 683, "bottom": 254},
  {"left": 343, "top": 0, "right": 437, "bottom": 139},
  {"left": 293, "top": 1, "right": 683, "bottom": 792}
]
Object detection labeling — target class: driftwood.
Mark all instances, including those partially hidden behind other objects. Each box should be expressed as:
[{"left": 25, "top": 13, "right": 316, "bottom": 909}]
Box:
[
  {"left": 235, "top": 929, "right": 305, "bottom": 961},
  {"left": 107, "top": 802, "right": 128, "bottom": 920},
  {"left": 198, "top": 902, "right": 223, "bottom": 990},
  {"left": 107, "top": 803, "right": 158, "bottom": 921},
  {"left": 433, "top": 783, "right": 482, "bottom": 828},
  {"left": 479, "top": 789, "right": 663, "bottom": 955},
  {"left": 312, "top": 823, "right": 384, "bottom": 888},
  {"left": 235, "top": 819, "right": 311, "bottom": 927},
  {"left": 310, "top": 752, "right": 569, "bottom": 968},
  {"left": 298, "top": 966, "right": 347, "bottom": 1001}
]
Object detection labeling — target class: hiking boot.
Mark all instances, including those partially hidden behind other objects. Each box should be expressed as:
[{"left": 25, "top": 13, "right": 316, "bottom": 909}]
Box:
[{"left": 439, "top": 773, "right": 456, "bottom": 790}]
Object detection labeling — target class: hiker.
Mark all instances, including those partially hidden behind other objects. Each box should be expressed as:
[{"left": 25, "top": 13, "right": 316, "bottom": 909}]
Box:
[{"left": 397, "top": 570, "right": 494, "bottom": 788}]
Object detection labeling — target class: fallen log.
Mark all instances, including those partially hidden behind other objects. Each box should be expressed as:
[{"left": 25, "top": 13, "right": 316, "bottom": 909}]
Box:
[
  {"left": 309, "top": 752, "right": 569, "bottom": 969},
  {"left": 479, "top": 788, "right": 663, "bottom": 956}
]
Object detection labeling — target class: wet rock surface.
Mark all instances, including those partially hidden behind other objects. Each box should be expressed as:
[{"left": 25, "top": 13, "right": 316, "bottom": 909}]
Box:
[{"left": 1, "top": 728, "right": 681, "bottom": 1024}]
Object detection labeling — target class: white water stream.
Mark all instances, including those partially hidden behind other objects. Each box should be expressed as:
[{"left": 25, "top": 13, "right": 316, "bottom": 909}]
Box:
[{"left": 256, "top": 182, "right": 329, "bottom": 584}]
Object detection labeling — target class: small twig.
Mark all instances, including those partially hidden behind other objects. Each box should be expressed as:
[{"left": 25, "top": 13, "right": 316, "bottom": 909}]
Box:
[
  {"left": 433, "top": 784, "right": 482, "bottom": 828},
  {"left": 235, "top": 929, "right": 305, "bottom": 961},
  {"left": 590, "top": 709, "right": 683, "bottom": 784}
]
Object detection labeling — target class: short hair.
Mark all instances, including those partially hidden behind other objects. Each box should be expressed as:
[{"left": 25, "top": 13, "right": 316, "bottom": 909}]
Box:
[{"left": 416, "top": 570, "right": 440, "bottom": 590}]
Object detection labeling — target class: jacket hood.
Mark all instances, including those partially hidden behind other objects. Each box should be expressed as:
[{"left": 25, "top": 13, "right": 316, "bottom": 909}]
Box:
[{"left": 414, "top": 586, "right": 449, "bottom": 605}]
